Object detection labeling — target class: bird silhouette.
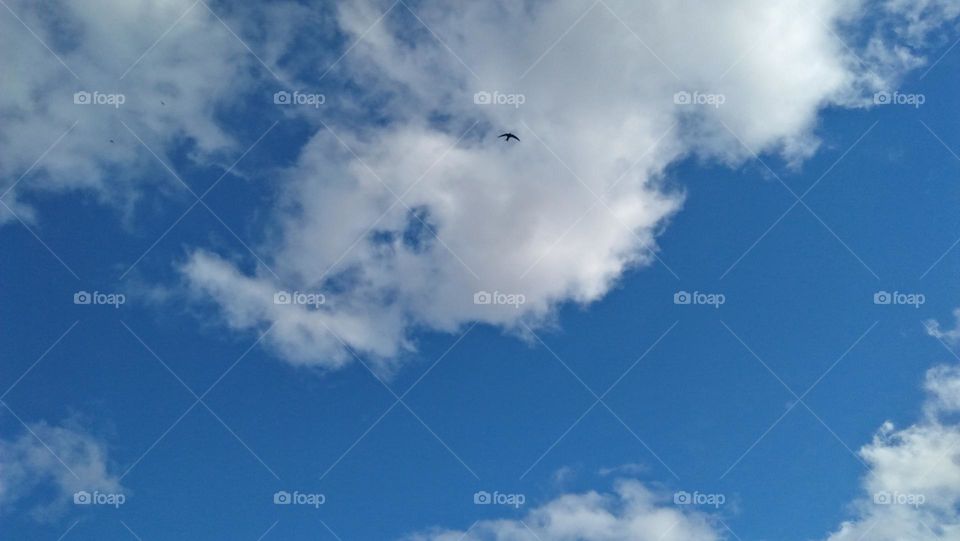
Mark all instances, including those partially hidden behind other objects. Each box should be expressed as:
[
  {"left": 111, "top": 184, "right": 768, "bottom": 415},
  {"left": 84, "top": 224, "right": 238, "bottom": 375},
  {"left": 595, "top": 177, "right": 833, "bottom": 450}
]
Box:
[{"left": 498, "top": 132, "right": 519, "bottom": 142}]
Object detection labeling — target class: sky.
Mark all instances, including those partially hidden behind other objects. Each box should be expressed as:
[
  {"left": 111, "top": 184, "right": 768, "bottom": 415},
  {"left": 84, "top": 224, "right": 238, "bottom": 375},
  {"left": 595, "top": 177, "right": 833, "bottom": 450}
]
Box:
[{"left": 2, "top": 0, "right": 960, "bottom": 539}]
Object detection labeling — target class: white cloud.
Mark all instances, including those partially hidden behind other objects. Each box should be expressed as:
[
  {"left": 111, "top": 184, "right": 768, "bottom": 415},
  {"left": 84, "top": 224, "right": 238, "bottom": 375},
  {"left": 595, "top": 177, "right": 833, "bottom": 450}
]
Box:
[
  {"left": 824, "top": 363, "right": 960, "bottom": 540},
  {"left": 0, "top": 0, "right": 257, "bottom": 223},
  {"left": 924, "top": 364, "right": 960, "bottom": 416},
  {"left": 404, "top": 480, "right": 721, "bottom": 541},
  {"left": 883, "top": 0, "right": 960, "bottom": 45},
  {"left": 400, "top": 363, "right": 960, "bottom": 540},
  {"left": 2, "top": 0, "right": 955, "bottom": 370},
  {"left": 183, "top": 0, "right": 954, "bottom": 369},
  {"left": 925, "top": 309, "right": 960, "bottom": 347},
  {"left": 0, "top": 418, "right": 123, "bottom": 521}
]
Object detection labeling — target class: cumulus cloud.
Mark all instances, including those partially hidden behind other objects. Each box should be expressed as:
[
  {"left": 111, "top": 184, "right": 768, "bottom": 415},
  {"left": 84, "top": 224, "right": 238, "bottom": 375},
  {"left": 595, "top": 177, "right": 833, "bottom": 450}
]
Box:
[
  {"left": 182, "top": 0, "right": 955, "bottom": 369},
  {"left": 404, "top": 480, "right": 721, "bottom": 541},
  {"left": 824, "top": 363, "right": 960, "bottom": 540},
  {"left": 2, "top": 0, "right": 955, "bottom": 370},
  {"left": 400, "top": 364, "right": 960, "bottom": 540},
  {"left": 0, "top": 418, "right": 123, "bottom": 521},
  {"left": 0, "top": 0, "right": 261, "bottom": 223}
]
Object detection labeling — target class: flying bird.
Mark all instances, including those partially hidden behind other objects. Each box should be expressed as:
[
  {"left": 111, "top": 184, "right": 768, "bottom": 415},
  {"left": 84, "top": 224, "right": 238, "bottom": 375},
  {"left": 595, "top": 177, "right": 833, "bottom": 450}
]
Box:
[{"left": 498, "top": 132, "right": 519, "bottom": 142}]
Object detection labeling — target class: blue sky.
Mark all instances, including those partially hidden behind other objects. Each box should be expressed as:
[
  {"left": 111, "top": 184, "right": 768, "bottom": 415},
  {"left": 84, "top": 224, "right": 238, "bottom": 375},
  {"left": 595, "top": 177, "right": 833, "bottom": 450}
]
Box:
[{"left": 4, "top": 1, "right": 960, "bottom": 540}]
